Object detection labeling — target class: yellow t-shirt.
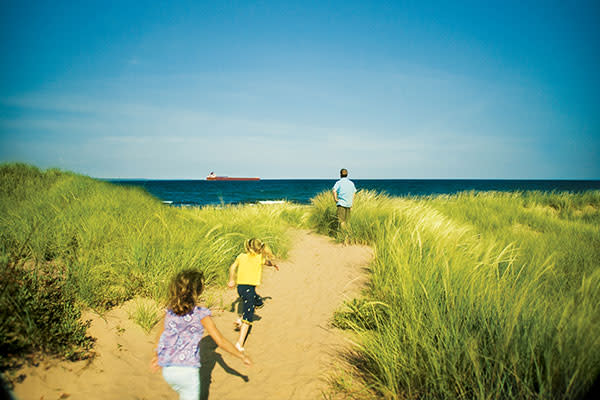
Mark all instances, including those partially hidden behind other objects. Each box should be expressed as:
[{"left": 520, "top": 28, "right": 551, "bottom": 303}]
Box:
[{"left": 235, "top": 253, "right": 264, "bottom": 286}]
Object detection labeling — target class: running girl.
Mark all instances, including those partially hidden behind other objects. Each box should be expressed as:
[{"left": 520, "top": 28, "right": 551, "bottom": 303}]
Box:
[
  {"left": 152, "top": 269, "right": 251, "bottom": 400},
  {"left": 228, "top": 238, "right": 279, "bottom": 352}
]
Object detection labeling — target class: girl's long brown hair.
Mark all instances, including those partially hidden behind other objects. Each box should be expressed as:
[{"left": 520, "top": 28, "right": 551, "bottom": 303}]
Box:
[{"left": 167, "top": 269, "right": 204, "bottom": 316}]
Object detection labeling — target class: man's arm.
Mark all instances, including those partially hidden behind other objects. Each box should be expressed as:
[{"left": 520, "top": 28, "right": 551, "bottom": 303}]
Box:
[{"left": 332, "top": 188, "right": 338, "bottom": 203}]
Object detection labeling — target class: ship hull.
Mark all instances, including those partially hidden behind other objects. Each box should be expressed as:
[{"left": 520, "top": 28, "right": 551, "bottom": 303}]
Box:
[{"left": 206, "top": 177, "right": 260, "bottom": 181}]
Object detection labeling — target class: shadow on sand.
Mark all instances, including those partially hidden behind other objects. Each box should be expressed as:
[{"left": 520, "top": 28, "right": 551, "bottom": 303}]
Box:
[{"left": 199, "top": 336, "right": 249, "bottom": 400}]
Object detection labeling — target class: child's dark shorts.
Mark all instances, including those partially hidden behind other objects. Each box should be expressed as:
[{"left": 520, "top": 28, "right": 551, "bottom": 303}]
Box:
[{"left": 237, "top": 284, "right": 263, "bottom": 324}]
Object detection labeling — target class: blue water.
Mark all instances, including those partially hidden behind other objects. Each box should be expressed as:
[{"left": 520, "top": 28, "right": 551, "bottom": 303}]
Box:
[{"left": 107, "top": 179, "right": 600, "bottom": 207}]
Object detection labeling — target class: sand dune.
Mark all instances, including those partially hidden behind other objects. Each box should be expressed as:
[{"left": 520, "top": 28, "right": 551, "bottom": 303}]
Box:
[{"left": 13, "top": 229, "right": 372, "bottom": 400}]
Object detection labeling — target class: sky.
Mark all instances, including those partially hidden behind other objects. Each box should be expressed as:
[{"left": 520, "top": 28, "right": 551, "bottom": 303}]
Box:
[{"left": 1, "top": 0, "right": 599, "bottom": 179}]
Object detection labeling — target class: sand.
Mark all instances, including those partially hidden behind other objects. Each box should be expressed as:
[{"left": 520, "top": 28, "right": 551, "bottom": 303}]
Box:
[{"left": 12, "top": 229, "right": 372, "bottom": 400}]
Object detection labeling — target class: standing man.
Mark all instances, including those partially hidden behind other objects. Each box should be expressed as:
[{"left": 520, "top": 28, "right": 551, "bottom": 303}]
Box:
[{"left": 332, "top": 168, "right": 356, "bottom": 229}]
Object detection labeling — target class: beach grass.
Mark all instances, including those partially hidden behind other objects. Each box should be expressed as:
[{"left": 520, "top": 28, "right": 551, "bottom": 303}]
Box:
[
  {"left": 0, "top": 163, "right": 301, "bottom": 369},
  {"left": 311, "top": 189, "right": 600, "bottom": 399},
  {"left": 128, "top": 298, "right": 162, "bottom": 334}
]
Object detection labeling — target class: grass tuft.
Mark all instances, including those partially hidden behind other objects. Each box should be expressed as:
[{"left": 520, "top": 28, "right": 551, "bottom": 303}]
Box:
[{"left": 128, "top": 299, "right": 161, "bottom": 334}]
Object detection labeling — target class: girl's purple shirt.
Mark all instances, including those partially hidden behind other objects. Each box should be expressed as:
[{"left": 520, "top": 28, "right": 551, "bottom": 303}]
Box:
[{"left": 157, "top": 306, "right": 211, "bottom": 367}]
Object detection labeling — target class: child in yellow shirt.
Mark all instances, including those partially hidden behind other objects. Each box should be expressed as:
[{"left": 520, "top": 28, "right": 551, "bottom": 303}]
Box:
[{"left": 228, "top": 238, "right": 279, "bottom": 351}]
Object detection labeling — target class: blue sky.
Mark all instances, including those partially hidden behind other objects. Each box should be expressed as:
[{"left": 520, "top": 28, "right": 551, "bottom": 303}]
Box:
[{"left": 1, "top": 0, "right": 598, "bottom": 179}]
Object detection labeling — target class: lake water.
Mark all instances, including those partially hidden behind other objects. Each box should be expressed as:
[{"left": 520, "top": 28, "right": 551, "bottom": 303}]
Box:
[{"left": 107, "top": 179, "right": 600, "bottom": 207}]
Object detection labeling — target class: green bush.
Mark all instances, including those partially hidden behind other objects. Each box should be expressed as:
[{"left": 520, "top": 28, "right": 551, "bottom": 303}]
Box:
[{"left": 0, "top": 259, "right": 94, "bottom": 372}]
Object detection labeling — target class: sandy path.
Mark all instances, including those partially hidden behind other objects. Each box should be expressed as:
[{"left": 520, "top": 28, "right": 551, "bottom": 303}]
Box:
[{"left": 12, "top": 229, "right": 372, "bottom": 400}]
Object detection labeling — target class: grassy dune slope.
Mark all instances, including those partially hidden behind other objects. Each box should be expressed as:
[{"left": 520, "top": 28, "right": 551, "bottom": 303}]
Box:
[
  {"left": 0, "top": 164, "right": 306, "bottom": 370},
  {"left": 312, "top": 190, "right": 600, "bottom": 399}
]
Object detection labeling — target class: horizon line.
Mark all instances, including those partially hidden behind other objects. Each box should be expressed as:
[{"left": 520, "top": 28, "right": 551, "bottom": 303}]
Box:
[{"left": 98, "top": 177, "right": 600, "bottom": 181}]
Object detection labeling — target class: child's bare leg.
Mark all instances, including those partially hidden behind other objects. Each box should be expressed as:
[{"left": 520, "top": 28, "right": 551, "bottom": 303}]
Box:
[{"left": 237, "top": 322, "right": 250, "bottom": 349}]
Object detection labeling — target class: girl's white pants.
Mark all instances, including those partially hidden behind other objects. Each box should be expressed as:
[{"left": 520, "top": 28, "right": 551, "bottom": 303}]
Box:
[{"left": 162, "top": 366, "right": 200, "bottom": 400}]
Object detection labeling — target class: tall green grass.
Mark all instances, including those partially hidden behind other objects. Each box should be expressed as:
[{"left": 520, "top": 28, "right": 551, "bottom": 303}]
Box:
[
  {"left": 0, "top": 163, "right": 307, "bottom": 369},
  {"left": 312, "top": 190, "right": 600, "bottom": 399}
]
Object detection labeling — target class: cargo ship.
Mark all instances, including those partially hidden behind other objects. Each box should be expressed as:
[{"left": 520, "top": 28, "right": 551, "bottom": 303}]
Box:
[{"left": 206, "top": 172, "right": 260, "bottom": 181}]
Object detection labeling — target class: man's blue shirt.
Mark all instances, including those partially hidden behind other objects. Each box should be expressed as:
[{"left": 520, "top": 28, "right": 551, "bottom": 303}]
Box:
[{"left": 333, "top": 178, "right": 356, "bottom": 208}]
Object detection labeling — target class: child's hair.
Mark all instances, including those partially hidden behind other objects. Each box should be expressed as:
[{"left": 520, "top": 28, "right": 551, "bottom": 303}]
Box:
[
  {"left": 244, "top": 238, "right": 265, "bottom": 254},
  {"left": 244, "top": 238, "right": 275, "bottom": 260},
  {"left": 167, "top": 269, "right": 204, "bottom": 316}
]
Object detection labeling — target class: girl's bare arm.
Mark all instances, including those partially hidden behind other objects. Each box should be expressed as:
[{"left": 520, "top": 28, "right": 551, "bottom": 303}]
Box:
[
  {"left": 201, "top": 316, "right": 252, "bottom": 365},
  {"left": 150, "top": 314, "right": 166, "bottom": 372},
  {"left": 262, "top": 247, "right": 279, "bottom": 270},
  {"left": 264, "top": 258, "right": 279, "bottom": 271},
  {"left": 228, "top": 259, "right": 238, "bottom": 287}
]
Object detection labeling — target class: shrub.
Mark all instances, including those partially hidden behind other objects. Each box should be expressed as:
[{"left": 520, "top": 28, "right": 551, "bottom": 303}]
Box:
[{"left": 0, "top": 259, "right": 94, "bottom": 373}]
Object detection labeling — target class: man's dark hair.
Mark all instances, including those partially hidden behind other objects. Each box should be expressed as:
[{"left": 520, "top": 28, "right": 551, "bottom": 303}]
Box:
[{"left": 340, "top": 168, "right": 348, "bottom": 177}]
